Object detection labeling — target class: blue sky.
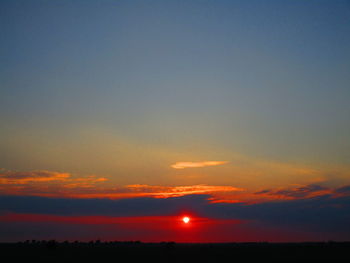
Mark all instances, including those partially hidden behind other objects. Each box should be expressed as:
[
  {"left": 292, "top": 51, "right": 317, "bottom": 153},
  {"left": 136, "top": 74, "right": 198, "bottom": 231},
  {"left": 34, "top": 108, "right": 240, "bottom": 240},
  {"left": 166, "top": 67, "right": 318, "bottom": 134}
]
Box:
[{"left": 2, "top": 1, "right": 349, "bottom": 168}]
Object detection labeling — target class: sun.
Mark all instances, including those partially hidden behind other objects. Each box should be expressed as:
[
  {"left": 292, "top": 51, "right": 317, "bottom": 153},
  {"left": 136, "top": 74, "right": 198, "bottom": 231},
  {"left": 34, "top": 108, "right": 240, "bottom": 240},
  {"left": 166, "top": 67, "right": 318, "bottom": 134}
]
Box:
[{"left": 182, "top": 216, "right": 190, "bottom": 224}]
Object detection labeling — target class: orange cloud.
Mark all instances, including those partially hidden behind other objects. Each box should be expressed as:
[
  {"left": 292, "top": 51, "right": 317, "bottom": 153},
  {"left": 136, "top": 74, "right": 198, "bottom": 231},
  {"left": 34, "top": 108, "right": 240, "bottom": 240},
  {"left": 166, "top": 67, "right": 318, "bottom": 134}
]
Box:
[
  {"left": 0, "top": 170, "right": 70, "bottom": 184},
  {"left": 66, "top": 184, "right": 243, "bottom": 199},
  {"left": 0, "top": 169, "right": 242, "bottom": 200},
  {"left": 0, "top": 169, "right": 107, "bottom": 196},
  {"left": 125, "top": 184, "right": 243, "bottom": 198},
  {"left": 2, "top": 169, "right": 349, "bottom": 204},
  {"left": 171, "top": 161, "right": 228, "bottom": 169}
]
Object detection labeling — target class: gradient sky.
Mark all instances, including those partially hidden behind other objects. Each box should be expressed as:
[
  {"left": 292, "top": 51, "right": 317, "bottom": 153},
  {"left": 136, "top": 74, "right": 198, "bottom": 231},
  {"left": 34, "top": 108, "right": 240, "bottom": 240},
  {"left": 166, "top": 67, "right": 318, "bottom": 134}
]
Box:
[{"left": 1, "top": 0, "right": 350, "bottom": 242}]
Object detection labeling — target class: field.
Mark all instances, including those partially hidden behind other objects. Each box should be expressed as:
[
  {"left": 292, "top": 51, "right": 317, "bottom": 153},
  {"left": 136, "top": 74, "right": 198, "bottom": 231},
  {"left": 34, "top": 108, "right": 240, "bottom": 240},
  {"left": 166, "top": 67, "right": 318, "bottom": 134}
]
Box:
[{"left": 1, "top": 241, "right": 349, "bottom": 262}]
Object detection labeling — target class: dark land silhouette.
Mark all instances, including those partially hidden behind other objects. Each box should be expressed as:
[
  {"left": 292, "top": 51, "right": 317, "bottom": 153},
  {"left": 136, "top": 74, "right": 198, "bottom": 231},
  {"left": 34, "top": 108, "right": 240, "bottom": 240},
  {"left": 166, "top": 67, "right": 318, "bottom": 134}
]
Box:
[{"left": 1, "top": 241, "right": 349, "bottom": 262}]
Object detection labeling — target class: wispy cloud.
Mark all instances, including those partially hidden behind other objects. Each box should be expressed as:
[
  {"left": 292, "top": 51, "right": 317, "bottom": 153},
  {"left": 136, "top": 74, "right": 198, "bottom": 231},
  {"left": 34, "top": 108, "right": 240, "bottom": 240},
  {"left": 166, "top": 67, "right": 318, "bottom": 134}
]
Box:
[
  {"left": 171, "top": 161, "right": 228, "bottom": 169},
  {"left": 254, "top": 184, "right": 332, "bottom": 200},
  {"left": 2, "top": 169, "right": 350, "bottom": 204},
  {"left": 0, "top": 170, "right": 70, "bottom": 184},
  {"left": 0, "top": 169, "right": 242, "bottom": 199},
  {"left": 66, "top": 184, "right": 243, "bottom": 199},
  {"left": 125, "top": 184, "right": 243, "bottom": 198},
  {"left": 0, "top": 169, "right": 107, "bottom": 197}
]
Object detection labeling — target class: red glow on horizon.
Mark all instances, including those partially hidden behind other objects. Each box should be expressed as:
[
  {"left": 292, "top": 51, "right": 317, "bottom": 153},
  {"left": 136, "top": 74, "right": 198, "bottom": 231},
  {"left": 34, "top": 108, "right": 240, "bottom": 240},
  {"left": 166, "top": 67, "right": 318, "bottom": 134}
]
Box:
[{"left": 0, "top": 212, "right": 266, "bottom": 242}]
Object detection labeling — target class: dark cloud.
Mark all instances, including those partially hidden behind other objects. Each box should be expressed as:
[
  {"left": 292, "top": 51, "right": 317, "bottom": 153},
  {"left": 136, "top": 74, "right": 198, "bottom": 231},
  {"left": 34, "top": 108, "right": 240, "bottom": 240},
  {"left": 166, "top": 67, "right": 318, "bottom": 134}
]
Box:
[
  {"left": 254, "top": 184, "right": 331, "bottom": 199},
  {"left": 273, "top": 185, "right": 328, "bottom": 198},
  {"left": 0, "top": 194, "right": 209, "bottom": 217},
  {"left": 1, "top": 193, "right": 350, "bottom": 239},
  {"left": 254, "top": 189, "right": 271, "bottom": 195},
  {"left": 206, "top": 195, "right": 350, "bottom": 232},
  {"left": 335, "top": 185, "right": 350, "bottom": 194}
]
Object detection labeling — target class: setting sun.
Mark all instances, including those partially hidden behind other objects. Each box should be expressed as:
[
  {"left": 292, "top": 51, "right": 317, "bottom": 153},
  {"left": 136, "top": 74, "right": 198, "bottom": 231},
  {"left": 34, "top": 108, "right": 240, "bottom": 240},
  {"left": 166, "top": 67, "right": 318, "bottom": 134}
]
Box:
[{"left": 183, "top": 216, "right": 190, "bottom": 224}]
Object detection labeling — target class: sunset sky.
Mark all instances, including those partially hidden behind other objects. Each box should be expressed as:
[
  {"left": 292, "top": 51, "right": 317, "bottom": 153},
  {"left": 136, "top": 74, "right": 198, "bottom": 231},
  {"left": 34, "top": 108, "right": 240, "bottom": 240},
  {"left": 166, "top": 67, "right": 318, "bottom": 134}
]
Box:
[{"left": 1, "top": 0, "right": 350, "bottom": 242}]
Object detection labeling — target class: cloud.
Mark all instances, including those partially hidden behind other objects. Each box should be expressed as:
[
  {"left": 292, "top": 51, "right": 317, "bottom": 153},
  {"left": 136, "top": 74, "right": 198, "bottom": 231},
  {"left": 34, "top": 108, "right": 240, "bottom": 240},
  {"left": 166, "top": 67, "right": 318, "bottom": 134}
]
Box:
[
  {"left": 254, "top": 184, "right": 332, "bottom": 200},
  {"left": 1, "top": 194, "right": 350, "bottom": 241},
  {"left": 63, "top": 184, "right": 243, "bottom": 199},
  {"left": 1, "top": 169, "right": 349, "bottom": 204},
  {"left": 1, "top": 170, "right": 350, "bottom": 241},
  {"left": 0, "top": 194, "right": 210, "bottom": 217},
  {"left": 171, "top": 161, "right": 228, "bottom": 169},
  {"left": 254, "top": 189, "right": 271, "bottom": 195},
  {"left": 0, "top": 169, "right": 107, "bottom": 197},
  {"left": 0, "top": 169, "right": 242, "bottom": 199},
  {"left": 125, "top": 184, "right": 243, "bottom": 198},
  {"left": 335, "top": 185, "right": 350, "bottom": 194},
  {"left": 0, "top": 170, "right": 70, "bottom": 184}
]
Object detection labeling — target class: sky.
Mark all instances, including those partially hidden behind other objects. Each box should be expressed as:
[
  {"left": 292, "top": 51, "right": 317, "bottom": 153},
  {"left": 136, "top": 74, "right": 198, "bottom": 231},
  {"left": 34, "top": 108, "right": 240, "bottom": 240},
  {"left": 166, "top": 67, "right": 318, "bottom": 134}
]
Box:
[{"left": 1, "top": 0, "right": 350, "bottom": 242}]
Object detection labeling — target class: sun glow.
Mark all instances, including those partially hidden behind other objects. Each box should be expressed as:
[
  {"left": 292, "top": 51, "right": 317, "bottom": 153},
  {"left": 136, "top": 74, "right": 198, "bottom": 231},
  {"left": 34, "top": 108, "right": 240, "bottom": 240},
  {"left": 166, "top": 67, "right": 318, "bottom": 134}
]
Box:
[{"left": 182, "top": 216, "right": 190, "bottom": 224}]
